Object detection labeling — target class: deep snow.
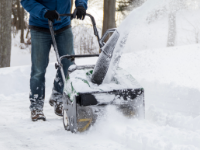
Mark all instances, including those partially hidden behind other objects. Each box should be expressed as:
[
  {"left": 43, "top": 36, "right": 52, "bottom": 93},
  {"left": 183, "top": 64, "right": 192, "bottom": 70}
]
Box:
[
  {"left": 1, "top": 44, "right": 200, "bottom": 150},
  {"left": 1, "top": 0, "right": 200, "bottom": 149}
]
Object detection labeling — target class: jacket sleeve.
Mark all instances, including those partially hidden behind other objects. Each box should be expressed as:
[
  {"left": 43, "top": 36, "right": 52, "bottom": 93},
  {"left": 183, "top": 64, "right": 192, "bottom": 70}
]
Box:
[
  {"left": 21, "top": 0, "right": 48, "bottom": 19},
  {"left": 75, "top": 0, "right": 88, "bottom": 9}
]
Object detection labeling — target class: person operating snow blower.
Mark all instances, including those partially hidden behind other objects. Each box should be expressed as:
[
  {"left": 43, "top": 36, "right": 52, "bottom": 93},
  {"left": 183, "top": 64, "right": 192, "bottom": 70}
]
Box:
[{"left": 21, "top": 0, "right": 88, "bottom": 121}]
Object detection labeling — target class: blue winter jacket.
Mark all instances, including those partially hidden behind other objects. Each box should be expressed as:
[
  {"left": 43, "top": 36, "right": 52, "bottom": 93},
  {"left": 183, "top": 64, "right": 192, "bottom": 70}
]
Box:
[{"left": 21, "top": 0, "right": 88, "bottom": 31}]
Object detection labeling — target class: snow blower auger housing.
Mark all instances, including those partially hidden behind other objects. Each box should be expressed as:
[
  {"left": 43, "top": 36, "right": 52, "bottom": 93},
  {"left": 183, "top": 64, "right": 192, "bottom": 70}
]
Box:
[
  {"left": 48, "top": 12, "right": 145, "bottom": 133},
  {"left": 63, "top": 65, "right": 144, "bottom": 133}
]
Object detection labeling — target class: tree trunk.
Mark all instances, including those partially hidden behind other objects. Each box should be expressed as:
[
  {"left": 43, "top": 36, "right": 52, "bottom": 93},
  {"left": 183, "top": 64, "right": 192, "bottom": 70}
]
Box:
[
  {"left": 26, "top": 29, "right": 30, "bottom": 39},
  {"left": 17, "top": 0, "right": 21, "bottom": 30},
  {"left": 101, "top": 0, "right": 116, "bottom": 53},
  {"left": 20, "top": 7, "right": 24, "bottom": 43},
  {"left": 0, "top": 0, "right": 12, "bottom": 68},
  {"left": 102, "top": 0, "right": 116, "bottom": 37},
  {"left": 167, "top": 12, "right": 176, "bottom": 47},
  {"left": 12, "top": 3, "right": 17, "bottom": 27}
]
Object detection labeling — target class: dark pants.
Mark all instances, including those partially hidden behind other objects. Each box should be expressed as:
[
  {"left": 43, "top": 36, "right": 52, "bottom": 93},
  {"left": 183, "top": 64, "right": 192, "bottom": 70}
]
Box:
[{"left": 29, "top": 28, "right": 74, "bottom": 111}]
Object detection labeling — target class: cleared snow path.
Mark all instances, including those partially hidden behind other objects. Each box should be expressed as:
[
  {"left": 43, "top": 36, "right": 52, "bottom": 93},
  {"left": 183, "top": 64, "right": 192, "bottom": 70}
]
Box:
[{"left": 1, "top": 44, "right": 200, "bottom": 150}]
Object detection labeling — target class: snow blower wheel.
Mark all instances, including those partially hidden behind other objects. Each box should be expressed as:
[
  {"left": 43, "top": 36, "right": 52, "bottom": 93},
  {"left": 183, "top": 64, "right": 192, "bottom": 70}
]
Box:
[{"left": 63, "top": 109, "right": 70, "bottom": 131}]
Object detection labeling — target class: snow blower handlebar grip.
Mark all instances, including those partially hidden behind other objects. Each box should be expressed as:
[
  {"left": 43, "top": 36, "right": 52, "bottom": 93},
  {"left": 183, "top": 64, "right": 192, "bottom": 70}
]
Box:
[{"left": 59, "top": 13, "right": 101, "bottom": 48}]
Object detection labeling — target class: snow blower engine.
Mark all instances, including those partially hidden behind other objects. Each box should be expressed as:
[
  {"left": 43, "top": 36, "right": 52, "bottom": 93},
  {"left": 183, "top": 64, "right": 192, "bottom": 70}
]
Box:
[{"left": 48, "top": 12, "right": 145, "bottom": 133}]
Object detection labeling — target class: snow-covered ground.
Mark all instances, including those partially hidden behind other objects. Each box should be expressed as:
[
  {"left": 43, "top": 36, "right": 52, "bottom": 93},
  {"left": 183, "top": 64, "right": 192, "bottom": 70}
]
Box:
[
  {"left": 1, "top": 0, "right": 200, "bottom": 149},
  {"left": 2, "top": 44, "right": 200, "bottom": 150}
]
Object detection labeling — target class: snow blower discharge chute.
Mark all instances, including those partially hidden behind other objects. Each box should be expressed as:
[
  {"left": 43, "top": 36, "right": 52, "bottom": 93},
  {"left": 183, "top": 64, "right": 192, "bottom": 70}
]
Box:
[{"left": 49, "top": 12, "right": 145, "bottom": 133}]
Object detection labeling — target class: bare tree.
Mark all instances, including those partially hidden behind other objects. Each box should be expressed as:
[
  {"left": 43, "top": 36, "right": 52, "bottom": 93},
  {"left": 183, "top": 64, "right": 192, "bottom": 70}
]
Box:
[
  {"left": 11, "top": 0, "right": 27, "bottom": 42},
  {"left": 0, "top": 0, "right": 12, "bottom": 68},
  {"left": 116, "top": 0, "right": 146, "bottom": 15},
  {"left": 102, "top": 0, "right": 116, "bottom": 37},
  {"left": 16, "top": 0, "right": 25, "bottom": 43},
  {"left": 20, "top": 6, "right": 25, "bottom": 43},
  {"left": 167, "top": 12, "right": 176, "bottom": 47}
]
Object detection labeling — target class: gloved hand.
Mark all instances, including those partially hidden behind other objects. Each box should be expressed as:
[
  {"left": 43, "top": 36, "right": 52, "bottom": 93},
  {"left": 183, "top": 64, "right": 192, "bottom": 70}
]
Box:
[
  {"left": 44, "top": 10, "right": 59, "bottom": 23},
  {"left": 76, "top": 6, "right": 86, "bottom": 20}
]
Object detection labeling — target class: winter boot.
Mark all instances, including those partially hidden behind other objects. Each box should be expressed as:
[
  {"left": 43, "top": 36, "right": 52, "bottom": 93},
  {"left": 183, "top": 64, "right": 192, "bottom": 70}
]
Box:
[
  {"left": 31, "top": 110, "right": 46, "bottom": 121},
  {"left": 49, "top": 90, "right": 63, "bottom": 117},
  {"left": 53, "top": 101, "right": 63, "bottom": 116}
]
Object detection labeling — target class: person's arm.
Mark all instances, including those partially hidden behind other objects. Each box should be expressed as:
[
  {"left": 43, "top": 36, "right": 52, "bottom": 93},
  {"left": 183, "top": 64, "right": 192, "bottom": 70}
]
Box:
[
  {"left": 21, "top": 0, "right": 48, "bottom": 19},
  {"left": 75, "top": 0, "right": 88, "bottom": 10}
]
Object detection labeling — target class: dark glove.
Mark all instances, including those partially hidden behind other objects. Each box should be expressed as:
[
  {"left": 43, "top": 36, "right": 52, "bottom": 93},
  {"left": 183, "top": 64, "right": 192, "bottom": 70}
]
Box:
[
  {"left": 44, "top": 10, "right": 59, "bottom": 23},
  {"left": 76, "top": 6, "right": 86, "bottom": 20}
]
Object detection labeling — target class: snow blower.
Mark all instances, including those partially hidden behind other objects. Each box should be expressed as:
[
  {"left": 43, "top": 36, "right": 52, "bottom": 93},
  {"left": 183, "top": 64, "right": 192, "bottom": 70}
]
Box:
[{"left": 49, "top": 12, "right": 145, "bottom": 133}]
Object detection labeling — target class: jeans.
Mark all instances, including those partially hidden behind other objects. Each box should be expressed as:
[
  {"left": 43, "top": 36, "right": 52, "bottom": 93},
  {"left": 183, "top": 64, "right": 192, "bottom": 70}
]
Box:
[{"left": 29, "top": 28, "right": 74, "bottom": 111}]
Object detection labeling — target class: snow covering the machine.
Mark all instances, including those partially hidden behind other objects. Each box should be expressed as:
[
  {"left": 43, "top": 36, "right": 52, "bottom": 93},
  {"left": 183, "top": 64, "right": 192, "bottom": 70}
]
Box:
[{"left": 64, "top": 65, "right": 143, "bottom": 104}]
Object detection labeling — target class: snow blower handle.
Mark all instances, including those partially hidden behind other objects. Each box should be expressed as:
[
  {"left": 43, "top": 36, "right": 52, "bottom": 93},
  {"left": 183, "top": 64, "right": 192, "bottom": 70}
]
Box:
[
  {"left": 48, "top": 12, "right": 101, "bottom": 84},
  {"left": 59, "top": 12, "right": 101, "bottom": 48},
  {"left": 48, "top": 20, "right": 66, "bottom": 83}
]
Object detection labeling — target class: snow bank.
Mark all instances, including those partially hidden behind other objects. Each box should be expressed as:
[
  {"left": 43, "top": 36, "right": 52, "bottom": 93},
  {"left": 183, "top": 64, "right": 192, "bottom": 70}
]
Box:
[
  {"left": 104, "top": 0, "right": 200, "bottom": 83},
  {"left": 124, "top": 0, "right": 200, "bottom": 52},
  {"left": 120, "top": 44, "right": 200, "bottom": 90}
]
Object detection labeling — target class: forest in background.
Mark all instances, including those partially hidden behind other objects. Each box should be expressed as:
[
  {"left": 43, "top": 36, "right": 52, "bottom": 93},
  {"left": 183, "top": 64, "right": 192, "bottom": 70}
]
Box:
[{"left": 0, "top": 0, "right": 145, "bottom": 68}]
